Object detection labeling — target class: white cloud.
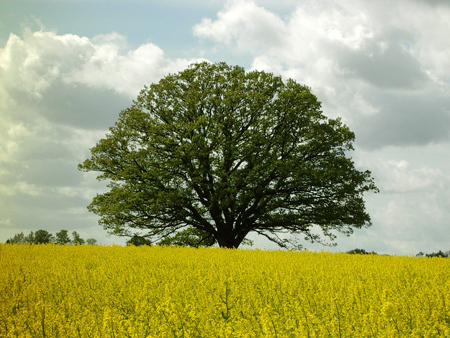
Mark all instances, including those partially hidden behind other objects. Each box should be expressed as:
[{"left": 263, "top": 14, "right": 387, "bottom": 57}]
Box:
[
  {"left": 194, "top": 0, "right": 450, "bottom": 150},
  {"left": 0, "top": 27, "right": 210, "bottom": 244},
  {"left": 371, "top": 195, "right": 450, "bottom": 254},
  {"left": 195, "top": 0, "right": 432, "bottom": 88},
  {"left": 376, "top": 160, "right": 445, "bottom": 193},
  {"left": 194, "top": 0, "right": 288, "bottom": 51},
  {"left": 0, "top": 29, "right": 92, "bottom": 100},
  {"left": 0, "top": 28, "right": 210, "bottom": 196},
  {"left": 391, "top": 1, "right": 450, "bottom": 81},
  {"left": 351, "top": 93, "right": 380, "bottom": 116},
  {"left": 66, "top": 33, "right": 206, "bottom": 97},
  {"left": 0, "top": 29, "right": 206, "bottom": 103},
  {"left": 0, "top": 218, "right": 11, "bottom": 226},
  {"left": 0, "top": 181, "right": 41, "bottom": 196}
]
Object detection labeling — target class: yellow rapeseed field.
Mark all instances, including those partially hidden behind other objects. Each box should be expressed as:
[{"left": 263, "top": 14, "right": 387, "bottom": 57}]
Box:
[{"left": 1, "top": 244, "right": 450, "bottom": 337}]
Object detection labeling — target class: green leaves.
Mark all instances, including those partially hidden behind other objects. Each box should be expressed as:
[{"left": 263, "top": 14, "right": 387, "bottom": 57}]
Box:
[{"left": 79, "top": 62, "right": 378, "bottom": 248}]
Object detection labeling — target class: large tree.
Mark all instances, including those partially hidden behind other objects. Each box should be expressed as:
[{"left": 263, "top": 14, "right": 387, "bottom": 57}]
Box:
[{"left": 79, "top": 62, "right": 378, "bottom": 249}]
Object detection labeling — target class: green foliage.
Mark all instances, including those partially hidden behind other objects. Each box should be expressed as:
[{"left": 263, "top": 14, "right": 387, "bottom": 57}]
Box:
[
  {"left": 71, "top": 231, "right": 85, "bottom": 245},
  {"left": 158, "top": 227, "right": 217, "bottom": 247},
  {"left": 79, "top": 62, "right": 378, "bottom": 249},
  {"left": 425, "top": 250, "right": 449, "bottom": 258},
  {"left": 33, "top": 229, "right": 55, "bottom": 244},
  {"left": 10, "top": 230, "right": 54, "bottom": 244},
  {"left": 24, "top": 231, "right": 35, "bottom": 244},
  {"left": 126, "top": 235, "right": 152, "bottom": 246},
  {"left": 416, "top": 251, "right": 449, "bottom": 258},
  {"left": 5, "top": 229, "right": 97, "bottom": 245},
  {"left": 5, "top": 232, "right": 26, "bottom": 244},
  {"left": 86, "top": 238, "right": 98, "bottom": 245},
  {"left": 55, "top": 229, "right": 71, "bottom": 244},
  {"left": 346, "top": 248, "right": 377, "bottom": 255}
]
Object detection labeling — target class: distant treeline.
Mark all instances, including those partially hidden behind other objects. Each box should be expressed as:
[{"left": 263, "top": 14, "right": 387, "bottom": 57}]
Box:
[
  {"left": 346, "top": 248, "right": 377, "bottom": 255},
  {"left": 4, "top": 233, "right": 448, "bottom": 258},
  {"left": 347, "top": 248, "right": 450, "bottom": 258},
  {"left": 5, "top": 229, "right": 97, "bottom": 245},
  {"left": 415, "top": 250, "right": 450, "bottom": 258}
]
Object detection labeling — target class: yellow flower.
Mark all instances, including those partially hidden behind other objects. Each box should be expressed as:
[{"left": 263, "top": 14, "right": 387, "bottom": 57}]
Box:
[{"left": 1, "top": 244, "right": 450, "bottom": 337}]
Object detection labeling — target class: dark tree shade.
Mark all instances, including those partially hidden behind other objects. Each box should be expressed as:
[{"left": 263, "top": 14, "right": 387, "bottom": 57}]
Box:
[
  {"left": 158, "top": 227, "right": 217, "bottom": 248},
  {"left": 126, "top": 235, "right": 152, "bottom": 246},
  {"left": 79, "top": 62, "right": 378, "bottom": 249}
]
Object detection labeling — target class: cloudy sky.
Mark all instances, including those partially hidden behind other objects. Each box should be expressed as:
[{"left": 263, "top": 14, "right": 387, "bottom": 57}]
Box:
[{"left": 1, "top": 0, "right": 449, "bottom": 255}]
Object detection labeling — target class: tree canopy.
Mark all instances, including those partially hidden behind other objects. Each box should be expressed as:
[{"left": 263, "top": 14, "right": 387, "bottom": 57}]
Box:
[{"left": 79, "top": 62, "right": 378, "bottom": 249}]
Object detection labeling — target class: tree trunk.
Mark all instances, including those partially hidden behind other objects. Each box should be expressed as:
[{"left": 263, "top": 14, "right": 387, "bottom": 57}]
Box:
[
  {"left": 216, "top": 230, "right": 252, "bottom": 248},
  {"left": 216, "top": 235, "right": 241, "bottom": 249}
]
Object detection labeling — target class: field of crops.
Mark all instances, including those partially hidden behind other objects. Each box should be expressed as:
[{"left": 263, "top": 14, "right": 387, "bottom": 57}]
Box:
[{"left": 1, "top": 244, "right": 450, "bottom": 337}]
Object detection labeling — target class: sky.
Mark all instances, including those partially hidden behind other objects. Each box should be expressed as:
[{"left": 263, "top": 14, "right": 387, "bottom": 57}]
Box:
[{"left": 1, "top": 0, "right": 449, "bottom": 255}]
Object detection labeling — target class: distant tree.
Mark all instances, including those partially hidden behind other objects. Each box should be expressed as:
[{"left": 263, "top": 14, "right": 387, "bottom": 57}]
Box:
[
  {"left": 79, "top": 62, "right": 378, "bottom": 249},
  {"left": 346, "top": 248, "right": 377, "bottom": 255},
  {"left": 33, "top": 229, "right": 54, "bottom": 244},
  {"left": 426, "top": 250, "right": 448, "bottom": 258},
  {"left": 55, "top": 229, "right": 71, "bottom": 244},
  {"left": 5, "top": 232, "right": 26, "bottom": 244},
  {"left": 5, "top": 229, "right": 97, "bottom": 245},
  {"left": 71, "top": 231, "right": 85, "bottom": 245},
  {"left": 86, "top": 238, "right": 98, "bottom": 245},
  {"left": 415, "top": 252, "right": 424, "bottom": 257},
  {"left": 8, "top": 230, "right": 54, "bottom": 244},
  {"left": 24, "top": 231, "right": 35, "bottom": 244},
  {"left": 126, "top": 235, "right": 152, "bottom": 246}
]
